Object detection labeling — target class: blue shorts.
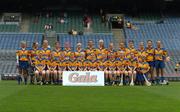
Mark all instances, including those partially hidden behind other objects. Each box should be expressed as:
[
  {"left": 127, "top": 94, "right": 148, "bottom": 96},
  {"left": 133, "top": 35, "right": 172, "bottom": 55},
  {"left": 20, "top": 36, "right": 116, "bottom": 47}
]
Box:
[
  {"left": 136, "top": 73, "right": 148, "bottom": 81},
  {"left": 154, "top": 60, "right": 165, "bottom": 69},
  {"left": 148, "top": 61, "right": 155, "bottom": 67},
  {"left": 19, "top": 61, "right": 29, "bottom": 70}
]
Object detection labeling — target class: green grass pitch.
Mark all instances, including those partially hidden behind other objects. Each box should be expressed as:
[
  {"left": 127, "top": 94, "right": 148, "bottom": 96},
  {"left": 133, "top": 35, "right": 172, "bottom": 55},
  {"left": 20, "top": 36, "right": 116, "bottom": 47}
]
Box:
[{"left": 0, "top": 81, "right": 180, "bottom": 112}]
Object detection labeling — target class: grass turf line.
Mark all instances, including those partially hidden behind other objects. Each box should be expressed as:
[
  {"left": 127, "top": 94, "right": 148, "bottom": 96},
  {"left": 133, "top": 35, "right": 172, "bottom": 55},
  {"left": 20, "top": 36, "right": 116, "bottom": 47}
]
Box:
[{"left": 0, "top": 81, "right": 180, "bottom": 112}]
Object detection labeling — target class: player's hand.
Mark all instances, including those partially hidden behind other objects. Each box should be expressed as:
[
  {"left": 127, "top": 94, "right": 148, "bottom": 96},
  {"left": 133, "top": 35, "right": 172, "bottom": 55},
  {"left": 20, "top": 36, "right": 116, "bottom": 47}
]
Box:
[{"left": 165, "top": 56, "right": 170, "bottom": 62}]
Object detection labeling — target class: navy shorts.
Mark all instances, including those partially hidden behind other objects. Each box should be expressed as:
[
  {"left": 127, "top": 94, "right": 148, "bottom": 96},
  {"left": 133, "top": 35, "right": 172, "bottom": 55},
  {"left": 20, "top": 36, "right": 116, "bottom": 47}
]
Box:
[
  {"left": 136, "top": 73, "right": 148, "bottom": 81},
  {"left": 155, "top": 60, "right": 165, "bottom": 69},
  {"left": 19, "top": 61, "right": 29, "bottom": 70},
  {"left": 148, "top": 61, "right": 155, "bottom": 67}
]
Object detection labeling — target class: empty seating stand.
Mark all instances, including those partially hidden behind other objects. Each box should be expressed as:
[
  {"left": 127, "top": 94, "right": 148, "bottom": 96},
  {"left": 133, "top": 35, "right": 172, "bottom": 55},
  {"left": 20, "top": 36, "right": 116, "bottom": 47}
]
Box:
[
  {"left": 0, "top": 25, "right": 19, "bottom": 32},
  {"left": 0, "top": 33, "right": 43, "bottom": 50}
]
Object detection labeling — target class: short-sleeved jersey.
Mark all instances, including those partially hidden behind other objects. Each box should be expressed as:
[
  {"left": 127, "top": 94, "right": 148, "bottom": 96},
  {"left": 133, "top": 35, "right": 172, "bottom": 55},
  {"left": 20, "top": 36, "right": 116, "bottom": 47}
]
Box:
[
  {"left": 126, "top": 47, "right": 138, "bottom": 58},
  {"left": 75, "top": 49, "right": 85, "bottom": 61},
  {"left": 154, "top": 48, "right": 168, "bottom": 61},
  {"left": 39, "top": 47, "right": 51, "bottom": 61},
  {"left": 123, "top": 58, "right": 131, "bottom": 67},
  {"left": 104, "top": 60, "right": 116, "bottom": 70},
  {"left": 137, "top": 49, "right": 148, "bottom": 62},
  {"left": 94, "top": 60, "right": 104, "bottom": 71},
  {"left": 115, "top": 58, "right": 127, "bottom": 70},
  {"left": 51, "top": 49, "right": 61, "bottom": 62},
  {"left": 138, "top": 62, "right": 150, "bottom": 74},
  {"left": 68, "top": 61, "right": 77, "bottom": 71},
  {"left": 85, "top": 48, "right": 96, "bottom": 61},
  {"left": 95, "top": 48, "right": 107, "bottom": 61},
  {"left": 129, "top": 57, "right": 139, "bottom": 69},
  {"left": 117, "top": 48, "right": 129, "bottom": 57},
  {"left": 16, "top": 48, "right": 30, "bottom": 61},
  {"left": 34, "top": 59, "right": 46, "bottom": 71},
  {"left": 63, "top": 49, "right": 72, "bottom": 61},
  {"left": 107, "top": 49, "right": 116, "bottom": 61},
  {"left": 47, "top": 61, "right": 58, "bottom": 71},
  {"left": 29, "top": 48, "right": 39, "bottom": 63},
  {"left": 146, "top": 47, "right": 155, "bottom": 62}
]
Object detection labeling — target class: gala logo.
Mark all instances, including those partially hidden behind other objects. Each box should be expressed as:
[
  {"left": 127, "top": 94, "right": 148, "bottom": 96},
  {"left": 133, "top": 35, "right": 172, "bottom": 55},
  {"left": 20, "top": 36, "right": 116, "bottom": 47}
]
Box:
[{"left": 68, "top": 72, "right": 98, "bottom": 83}]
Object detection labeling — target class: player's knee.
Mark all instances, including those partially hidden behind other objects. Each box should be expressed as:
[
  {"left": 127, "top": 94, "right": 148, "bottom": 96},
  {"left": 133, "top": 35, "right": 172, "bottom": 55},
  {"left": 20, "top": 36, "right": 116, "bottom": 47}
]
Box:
[
  {"left": 124, "top": 71, "right": 128, "bottom": 75},
  {"left": 133, "top": 71, "right": 137, "bottom": 75}
]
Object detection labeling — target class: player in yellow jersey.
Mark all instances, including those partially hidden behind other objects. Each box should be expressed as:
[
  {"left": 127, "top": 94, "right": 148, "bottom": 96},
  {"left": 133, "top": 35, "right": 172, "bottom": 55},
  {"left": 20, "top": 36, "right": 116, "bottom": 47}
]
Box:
[
  {"left": 39, "top": 40, "right": 51, "bottom": 84},
  {"left": 68, "top": 52, "right": 78, "bottom": 71},
  {"left": 63, "top": 42, "right": 72, "bottom": 61},
  {"left": 29, "top": 42, "right": 39, "bottom": 84},
  {"left": 146, "top": 40, "right": 155, "bottom": 84},
  {"left": 107, "top": 42, "right": 116, "bottom": 62},
  {"left": 85, "top": 40, "right": 96, "bottom": 61},
  {"left": 75, "top": 42, "right": 85, "bottom": 61},
  {"left": 127, "top": 40, "right": 138, "bottom": 58},
  {"left": 95, "top": 39, "right": 107, "bottom": 61},
  {"left": 154, "top": 41, "right": 169, "bottom": 84},
  {"left": 51, "top": 42, "right": 62, "bottom": 84},
  {"left": 34, "top": 52, "right": 46, "bottom": 85},
  {"left": 136, "top": 54, "right": 150, "bottom": 85},
  {"left": 117, "top": 42, "right": 129, "bottom": 58},
  {"left": 137, "top": 42, "right": 147, "bottom": 57},
  {"left": 123, "top": 57, "right": 131, "bottom": 85},
  {"left": 39, "top": 40, "right": 51, "bottom": 62},
  {"left": 127, "top": 52, "right": 138, "bottom": 86},
  {"left": 16, "top": 41, "right": 30, "bottom": 85},
  {"left": 115, "top": 51, "right": 128, "bottom": 86},
  {"left": 104, "top": 59, "right": 116, "bottom": 85}
]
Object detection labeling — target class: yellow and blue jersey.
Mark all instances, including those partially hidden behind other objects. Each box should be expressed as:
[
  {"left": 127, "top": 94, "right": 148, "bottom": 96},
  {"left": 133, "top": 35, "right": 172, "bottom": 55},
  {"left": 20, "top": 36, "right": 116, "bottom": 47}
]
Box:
[
  {"left": 146, "top": 47, "right": 155, "bottom": 62},
  {"left": 75, "top": 50, "right": 85, "bottom": 61},
  {"left": 129, "top": 57, "right": 139, "bottom": 69},
  {"left": 117, "top": 48, "right": 129, "bottom": 57},
  {"left": 34, "top": 59, "right": 46, "bottom": 71},
  {"left": 107, "top": 49, "right": 116, "bottom": 61},
  {"left": 95, "top": 48, "right": 107, "bottom": 61},
  {"left": 29, "top": 48, "right": 39, "bottom": 64},
  {"left": 138, "top": 62, "right": 150, "bottom": 74},
  {"left": 85, "top": 48, "right": 96, "bottom": 61},
  {"left": 39, "top": 47, "right": 51, "bottom": 61},
  {"left": 96, "top": 60, "right": 104, "bottom": 71},
  {"left": 126, "top": 47, "right": 138, "bottom": 58},
  {"left": 154, "top": 48, "right": 168, "bottom": 61},
  {"left": 104, "top": 60, "right": 115, "bottom": 70},
  {"left": 47, "top": 61, "right": 58, "bottom": 71},
  {"left": 51, "top": 49, "right": 61, "bottom": 62},
  {"left": 115, "top": 58, "right": 127, "bottom": 70},
  {"left": 63, "top": 49, "right": 72, "bottom": 61},
  {"left": 16, "top": 48, "right": 30, "bottom": 61}
]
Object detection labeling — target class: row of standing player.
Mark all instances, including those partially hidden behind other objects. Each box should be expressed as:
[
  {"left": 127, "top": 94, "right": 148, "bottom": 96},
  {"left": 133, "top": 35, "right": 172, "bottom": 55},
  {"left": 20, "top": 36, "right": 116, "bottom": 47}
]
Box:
[{"left": 16, "top": 39, "right": 169, "bottom": 85}]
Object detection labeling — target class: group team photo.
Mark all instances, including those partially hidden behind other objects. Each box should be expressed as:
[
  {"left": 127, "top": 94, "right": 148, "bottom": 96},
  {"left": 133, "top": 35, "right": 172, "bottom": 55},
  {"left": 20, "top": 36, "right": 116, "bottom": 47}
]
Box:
[{"left": 16, "top": 39, "right": 170, "bottom": 86}]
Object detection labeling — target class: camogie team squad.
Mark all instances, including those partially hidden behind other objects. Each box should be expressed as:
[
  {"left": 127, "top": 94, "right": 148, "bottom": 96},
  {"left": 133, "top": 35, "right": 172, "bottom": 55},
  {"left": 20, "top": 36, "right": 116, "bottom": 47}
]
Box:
[{"left": 16, "top": 39, "right": 170, "bottom": 86}]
